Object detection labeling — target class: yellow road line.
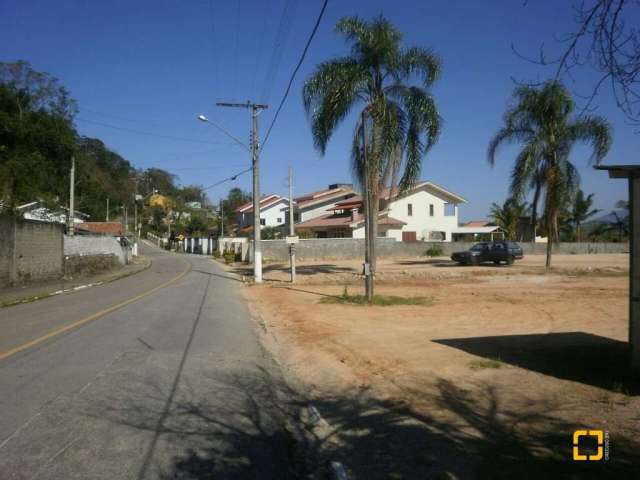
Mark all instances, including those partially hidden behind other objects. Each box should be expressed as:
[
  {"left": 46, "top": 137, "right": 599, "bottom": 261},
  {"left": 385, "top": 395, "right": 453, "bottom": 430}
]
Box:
[{"left": 0, "top": 261, "right": 192, "bottom": 362}]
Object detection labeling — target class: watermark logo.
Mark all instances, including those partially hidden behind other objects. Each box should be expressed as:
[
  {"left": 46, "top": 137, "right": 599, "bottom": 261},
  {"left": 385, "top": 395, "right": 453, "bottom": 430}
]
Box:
[{"left": 573, "top": 430, "right": 609, "bottom": 461}]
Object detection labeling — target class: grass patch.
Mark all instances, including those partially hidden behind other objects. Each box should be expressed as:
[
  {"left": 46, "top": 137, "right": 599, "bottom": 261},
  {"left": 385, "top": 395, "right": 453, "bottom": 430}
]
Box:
[
  {"left": 320, "top": 286, "right": 433, "bottom": 306},
  {"left": 469, "top": 358, "right": 503, "bottom": 371}
]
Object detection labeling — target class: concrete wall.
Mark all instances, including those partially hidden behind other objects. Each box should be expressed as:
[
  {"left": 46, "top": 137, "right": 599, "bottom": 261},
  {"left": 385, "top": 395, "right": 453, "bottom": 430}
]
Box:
[
  {"left": 0, "top": 216, "right": 64, "bottom": 285},
  {"left": 258, "top": 238, "right": 629, "bottom": 262},
  {"left": 64, "top": 235, "right": 129, "bottom": 264},
  {"left": 64, "top": 254, "right": 119, "bottom": 276},
  {"left": 0, "top": 216, "right": 16, "bottom": 285}
]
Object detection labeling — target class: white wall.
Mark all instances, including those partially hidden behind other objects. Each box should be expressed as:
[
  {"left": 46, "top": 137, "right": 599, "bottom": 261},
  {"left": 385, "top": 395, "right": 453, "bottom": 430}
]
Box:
[
  {"left": 386, "top": 189, "right": 460, "bottom": 241},
  {"left": 64, "top": 235, "right": 129, "bottom": 264},
  {"left": 237, "top": 199, "right": 289, "bottom": 229}
]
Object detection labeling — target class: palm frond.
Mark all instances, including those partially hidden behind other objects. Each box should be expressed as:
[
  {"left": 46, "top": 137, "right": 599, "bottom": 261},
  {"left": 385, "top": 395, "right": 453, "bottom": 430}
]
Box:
[
  {"left": 398, "top": 46, "right": 441, "bottom": 87},
  {"left": 302, "top": 58, "right": 368, "bottom": 154}
]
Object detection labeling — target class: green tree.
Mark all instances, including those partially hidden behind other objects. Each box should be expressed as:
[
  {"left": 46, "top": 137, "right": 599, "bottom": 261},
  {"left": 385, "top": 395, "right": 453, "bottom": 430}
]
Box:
[
  {"left": 0, "top": 82, "right": 76, "bottom": 208},
  {"left": 488, "top": 80, "right": 612, "bottom": 268},
  {"left": 222, "top": 187, "right": 251, "bottom": 228},
  {"left": 302, "top": 15, "right": 442, "bottom": 300},
  {"left": 186, "top": 214, "right": 207, "bottom": 236},
  {"left": 567, "top": 190, "right": 600, "bottom": 242},
  {"left": 489, "top": 198, "right": 528, "bottom": 241}
]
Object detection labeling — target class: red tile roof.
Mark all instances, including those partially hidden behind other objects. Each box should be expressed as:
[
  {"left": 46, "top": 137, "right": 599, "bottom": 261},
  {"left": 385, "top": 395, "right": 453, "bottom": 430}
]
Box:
[
  {"left": 297, "top": 210, "right": 405, "bottom": 229},
  {"left": 76, "top": 222, "right": 125, "bottom": 235},
  {"left": 463, "top": 220, "right": 491, "bottom": 228},
  {"left": 236, "top": 194, "right": 287, "bottom": 213},
  {"left": 294, "top": 186, "right": 356, "bottom": 209}
]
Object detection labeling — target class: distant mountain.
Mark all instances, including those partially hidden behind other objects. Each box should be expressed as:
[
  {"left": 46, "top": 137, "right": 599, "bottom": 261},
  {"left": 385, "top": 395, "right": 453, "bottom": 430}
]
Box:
[{"left": 587, "top": 210, "right": 629, "bottom": 225}]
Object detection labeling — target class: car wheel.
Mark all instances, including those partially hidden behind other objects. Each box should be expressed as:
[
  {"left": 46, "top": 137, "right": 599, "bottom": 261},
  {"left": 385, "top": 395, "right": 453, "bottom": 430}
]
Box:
[
  {"left": 507, "top": 255, "right": 515, "bottom": 265},
  {"left": 493, "top": 260, "right": 500, "bottom": 265}
]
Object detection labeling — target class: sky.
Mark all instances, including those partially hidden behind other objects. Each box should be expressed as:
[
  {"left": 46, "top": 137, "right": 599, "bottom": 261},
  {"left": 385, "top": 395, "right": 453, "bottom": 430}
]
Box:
[{"left": 1, "top": 0, "right": 638, "bottom": 221}]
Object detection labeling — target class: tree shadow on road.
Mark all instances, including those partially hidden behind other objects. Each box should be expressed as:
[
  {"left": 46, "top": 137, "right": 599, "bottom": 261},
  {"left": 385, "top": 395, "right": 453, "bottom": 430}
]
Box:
[{"left": 86, "top": 364, "right": 639, "bottom": 479}]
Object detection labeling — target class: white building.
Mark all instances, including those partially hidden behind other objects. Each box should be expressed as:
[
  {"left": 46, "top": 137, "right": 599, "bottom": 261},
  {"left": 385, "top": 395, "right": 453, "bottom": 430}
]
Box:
[
  {"left": 294, "top": 183, "right": 357, "bottom": 223},
  {"left": 296, "top": 181, "right": 466, "bottom": 241},
  {"left": 235, "top": 194, "right": 289, "bottom": 234}
]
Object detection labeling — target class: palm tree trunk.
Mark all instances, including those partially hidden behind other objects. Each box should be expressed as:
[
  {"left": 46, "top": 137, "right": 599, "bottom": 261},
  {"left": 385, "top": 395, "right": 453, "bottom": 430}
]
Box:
[
  {"left": 361, "top": 111, "right": 374, "bottom": 302},
  {"left": 531, "top": 180, "right": 541, "bottom": 243}
]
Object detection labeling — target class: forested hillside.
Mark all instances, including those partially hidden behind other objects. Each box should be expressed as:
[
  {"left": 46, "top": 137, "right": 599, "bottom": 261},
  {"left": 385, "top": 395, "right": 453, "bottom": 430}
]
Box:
[{"left": 0, "top": 60, "right": 206, "bottom": 222}]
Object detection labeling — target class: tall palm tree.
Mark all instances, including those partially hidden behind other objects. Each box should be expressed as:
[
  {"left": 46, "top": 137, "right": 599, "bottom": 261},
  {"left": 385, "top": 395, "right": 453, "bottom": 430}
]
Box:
[
  {"left": 568, "top": 190, "right": 600, "bottom": 242},
  {"left": 488, "top": 81, "right": 612, "bottom": 268},
  {"left": 303, "top": 16, "right": 442, "bottom": 300}
]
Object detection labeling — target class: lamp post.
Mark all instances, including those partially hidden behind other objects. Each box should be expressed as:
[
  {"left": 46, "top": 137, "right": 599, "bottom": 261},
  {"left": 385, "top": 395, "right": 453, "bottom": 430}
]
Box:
[{"left": 197, "top": 113, "right": 266, "bottom": 282}]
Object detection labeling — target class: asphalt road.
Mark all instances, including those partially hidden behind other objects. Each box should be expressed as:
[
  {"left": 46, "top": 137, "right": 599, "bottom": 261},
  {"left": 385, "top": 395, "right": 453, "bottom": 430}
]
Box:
[{"left": 0, "top": 244, "right": 301, "bottom": 479}]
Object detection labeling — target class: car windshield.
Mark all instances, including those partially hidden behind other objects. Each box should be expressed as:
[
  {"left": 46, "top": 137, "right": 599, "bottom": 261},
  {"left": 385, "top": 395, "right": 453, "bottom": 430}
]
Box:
[{"left": 470, "top": 243, "right": 486, "bottom": 251}]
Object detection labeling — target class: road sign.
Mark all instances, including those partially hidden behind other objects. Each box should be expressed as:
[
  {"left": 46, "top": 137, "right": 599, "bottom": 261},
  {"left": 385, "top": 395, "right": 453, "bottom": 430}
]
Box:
[{"left": 285, "top": 236, "right": 299, "bottom": 244}]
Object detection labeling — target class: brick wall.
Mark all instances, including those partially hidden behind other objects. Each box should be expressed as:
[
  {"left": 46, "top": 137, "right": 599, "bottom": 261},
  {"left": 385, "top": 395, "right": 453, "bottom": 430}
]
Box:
[
  {"left": 0, "top": 216, "right": 16, "bottom": 285},
  {"left": 0, "top": 217, "right": 64, "bottom": 285}
]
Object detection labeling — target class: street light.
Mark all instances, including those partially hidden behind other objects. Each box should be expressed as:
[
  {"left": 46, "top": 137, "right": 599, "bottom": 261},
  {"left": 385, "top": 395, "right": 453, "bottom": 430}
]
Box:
[{"left": 196, "top": 114, "right": 250, "bottom": 152}]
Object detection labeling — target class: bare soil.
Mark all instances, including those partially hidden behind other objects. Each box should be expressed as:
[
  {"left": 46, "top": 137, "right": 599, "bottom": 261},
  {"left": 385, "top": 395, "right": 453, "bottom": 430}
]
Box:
[{"left": 240, "top": 254, "right": 639, "bottom": 478}]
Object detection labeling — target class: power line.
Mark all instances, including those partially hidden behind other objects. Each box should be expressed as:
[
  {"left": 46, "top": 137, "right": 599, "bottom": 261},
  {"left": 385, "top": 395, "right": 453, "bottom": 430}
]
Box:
[
  {"left": 260, "top": 0, "right": 299, "bottom": 104},
  {"left": 76, "top": 118, "right": 238, "bottom": 145},
  {"left": 261, "top": 0, "right": 328, "bottom": 151},
  {"left": 202, "top": 166, "right": 252, "bottom": 191}
]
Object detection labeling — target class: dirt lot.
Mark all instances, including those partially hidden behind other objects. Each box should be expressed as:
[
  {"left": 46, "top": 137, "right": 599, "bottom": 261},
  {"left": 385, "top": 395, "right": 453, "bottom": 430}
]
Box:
[{"left": 236, "top": 254, "right": 639, "bottom": 478}]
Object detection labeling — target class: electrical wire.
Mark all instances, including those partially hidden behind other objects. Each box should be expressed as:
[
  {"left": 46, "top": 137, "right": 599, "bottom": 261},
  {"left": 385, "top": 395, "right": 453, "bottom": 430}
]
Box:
[
  {"left": 76, "top": 118, "right": 237, "bottom": 145},
  {"left": 202, "top": 166, "right": 252, "bottom": 191},
  {"left": 260, "top": 0, "right": 298, "bottom": 104},
  {"left": 260, "top": 0, "right": 328, "bottom": 152}
]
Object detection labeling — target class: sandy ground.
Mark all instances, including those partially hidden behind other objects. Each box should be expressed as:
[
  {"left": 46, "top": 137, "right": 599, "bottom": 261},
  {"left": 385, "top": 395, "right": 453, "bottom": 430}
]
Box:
[{"left": 238, "top": 254, "right": 639, "bottom": 478}]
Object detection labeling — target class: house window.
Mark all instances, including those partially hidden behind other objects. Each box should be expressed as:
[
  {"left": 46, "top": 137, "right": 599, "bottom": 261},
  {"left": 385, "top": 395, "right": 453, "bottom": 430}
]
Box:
[
  {"left": 260, "top": 218, "right": 266, "bottom": 226},
  {"left": 429, "top": 204, "right": 434, "bottom": 216},
  {"left": 277, "top": 217, "right": 282, "bottom": 223},
  {"left": 444, "top": 203, "right": 456, "bottom": 216},
  {"left": 407, "top": 204, "right": 413, "bottom": 216},
  {"left": 294, "top": 212, "right": 300, "bottom": 222}
]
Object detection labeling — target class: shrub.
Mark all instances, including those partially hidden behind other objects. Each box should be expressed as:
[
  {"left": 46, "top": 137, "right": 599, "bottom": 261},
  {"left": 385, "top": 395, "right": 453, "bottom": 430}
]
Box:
[
  {"left": 224, "top": 252, "right": 236, "bottom": 264},
  {"left": 425, "top": 245, "right": 444, "bottom": 257}
]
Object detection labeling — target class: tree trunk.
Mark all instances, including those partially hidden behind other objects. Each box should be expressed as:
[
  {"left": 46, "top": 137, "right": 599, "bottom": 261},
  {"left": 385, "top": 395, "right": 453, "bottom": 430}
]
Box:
[
  {"left": 531, "top": 180, "right": 541, "bottom": 243},
  {"left": 361, "top": 111, "right": 374, "bottom": 302}
]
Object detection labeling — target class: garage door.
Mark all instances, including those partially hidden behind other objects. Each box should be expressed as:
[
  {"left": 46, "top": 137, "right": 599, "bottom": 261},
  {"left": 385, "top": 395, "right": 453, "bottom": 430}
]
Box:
[{"left": 402, "top": 231, "right": 417, "bottom": 242}]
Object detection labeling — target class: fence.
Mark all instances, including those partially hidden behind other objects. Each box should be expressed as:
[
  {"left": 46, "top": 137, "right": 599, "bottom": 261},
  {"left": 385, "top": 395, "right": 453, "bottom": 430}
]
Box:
[
  {"left": 146, "top": 233, "right": 218, "bottom": 256},
  {"left": 255, "top": 238, "right": 629, "bottom": 262}
]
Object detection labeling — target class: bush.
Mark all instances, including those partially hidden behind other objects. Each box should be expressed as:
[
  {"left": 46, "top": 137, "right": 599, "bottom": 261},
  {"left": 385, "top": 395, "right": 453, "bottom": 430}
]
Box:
[
  {"left": 425, "top": 245, "right": 444, "bottom": 257},
  {"left": 212, "top": 250, "right": 221, "bottom": 258},
  {"left": 224, "top": 252, "right": 236, "bottom": 264}
]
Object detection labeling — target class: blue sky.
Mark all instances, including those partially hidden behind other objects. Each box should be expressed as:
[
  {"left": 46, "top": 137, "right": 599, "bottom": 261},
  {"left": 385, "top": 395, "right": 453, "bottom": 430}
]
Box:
[{"left": 1, "top": 0, "right": 638, "bottom": 221}]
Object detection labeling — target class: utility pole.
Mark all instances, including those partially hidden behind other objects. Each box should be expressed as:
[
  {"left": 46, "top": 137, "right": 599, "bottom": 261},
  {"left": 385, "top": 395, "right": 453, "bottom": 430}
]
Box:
[
  {"left": 106, "top": 198, "right": 110, "bottom": 221},
  {"left": 69, "top": 155, "right": 75, "bottom": 236},
  {"left": 220, "top": 198, "right": 224, "bottom": 237},
  {"left": 288, "top": 166, "right": 296, "bottom": 283},
  {"left": 216, "top": 101, "right": 268, "bottom": 283}
]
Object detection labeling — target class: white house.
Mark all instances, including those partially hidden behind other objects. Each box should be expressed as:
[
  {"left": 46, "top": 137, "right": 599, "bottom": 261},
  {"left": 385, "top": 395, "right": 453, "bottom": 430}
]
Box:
[
  {"left": 293, "top": 183, "right": 357, "bottom": 223},
  {"left": 296, "top": 181, "right": 466, "bottom": 241},
  {"left": 16, "top": 201, "right": 89, "bottom": 226},
  {"left": 235, "top": 194, "right": 289, "bottom": 234}
]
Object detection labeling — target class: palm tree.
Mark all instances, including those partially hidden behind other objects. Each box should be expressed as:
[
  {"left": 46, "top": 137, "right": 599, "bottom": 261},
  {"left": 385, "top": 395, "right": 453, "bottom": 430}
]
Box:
[
  {"left": 303, "top": 16, "right": 442, "bottom": 300},
  {"left": 490, "top": 197, "right": 528, "bottom": 241},
  {"left": 568, "top": 190, "right": 600, "bottom": 242},
  {"left": 488, "top": 81, "right": 612, "bottom": 268}
]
